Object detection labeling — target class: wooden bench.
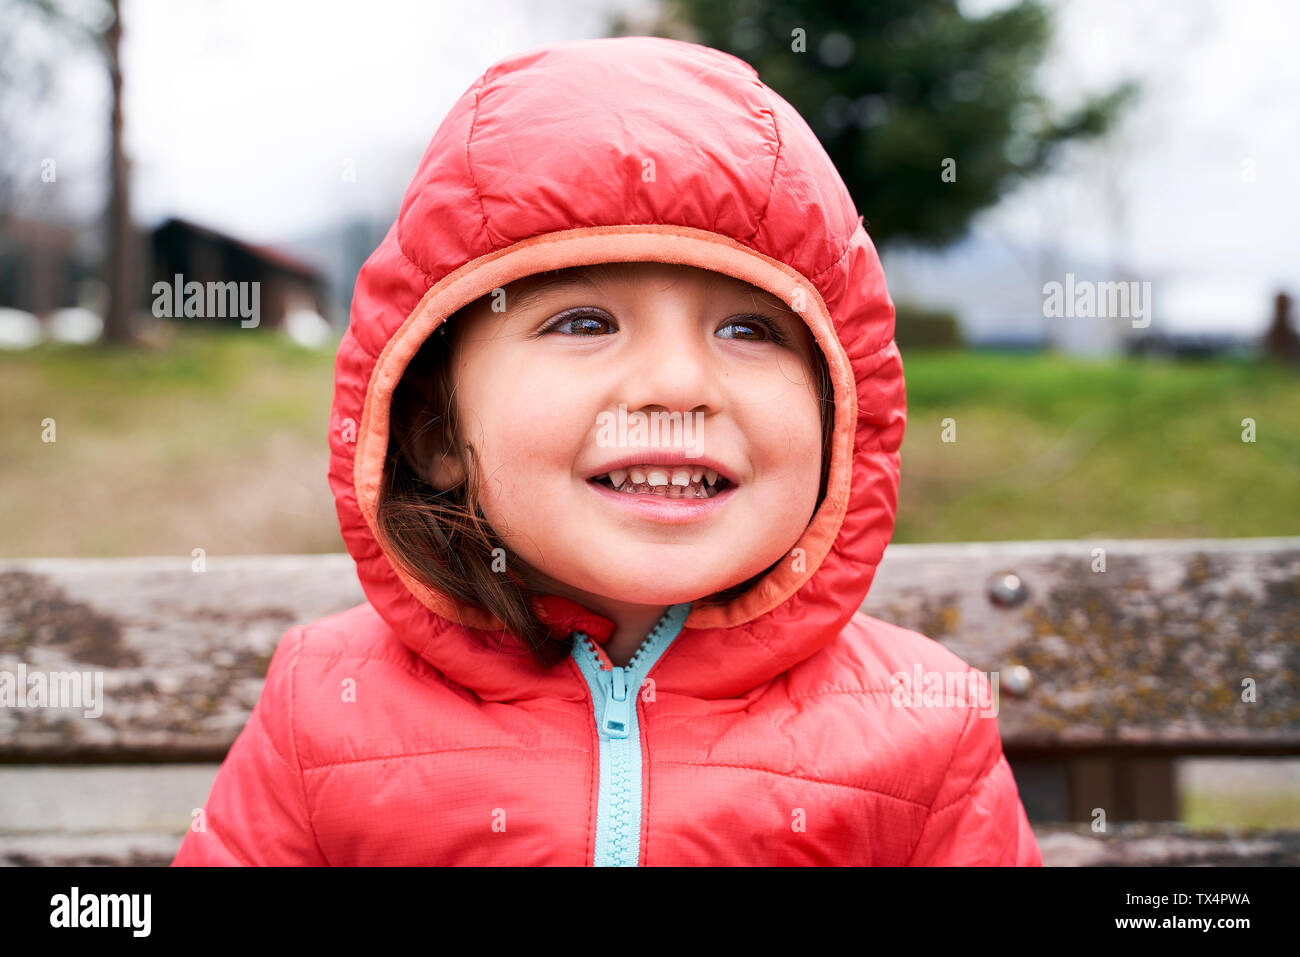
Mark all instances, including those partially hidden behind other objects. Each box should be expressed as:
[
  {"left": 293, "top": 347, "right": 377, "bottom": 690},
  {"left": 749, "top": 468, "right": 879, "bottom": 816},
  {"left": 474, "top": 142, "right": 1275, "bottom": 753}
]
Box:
[{"left": 2, "top": 538, "right": 1297, "bottom": 865}]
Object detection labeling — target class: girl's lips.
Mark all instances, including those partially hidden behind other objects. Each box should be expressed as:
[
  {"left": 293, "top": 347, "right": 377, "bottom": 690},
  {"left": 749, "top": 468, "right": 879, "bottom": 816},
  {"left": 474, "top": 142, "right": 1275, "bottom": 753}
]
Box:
[{"left": 585, "top": 476, "right": 738, "bottom": 524}]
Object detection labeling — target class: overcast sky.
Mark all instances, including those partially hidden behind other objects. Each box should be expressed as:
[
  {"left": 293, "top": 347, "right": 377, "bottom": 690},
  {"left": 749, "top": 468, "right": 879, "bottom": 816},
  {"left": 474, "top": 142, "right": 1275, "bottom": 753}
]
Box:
[
  {"left": 12, "top": 0, "right": 1299, "bottom": 332},
  {"left": 115, "top": 0, "right": 620, "bottom": 236},
  {"left": 971, "top": 0, "right": 1300, "bottom": 325}
]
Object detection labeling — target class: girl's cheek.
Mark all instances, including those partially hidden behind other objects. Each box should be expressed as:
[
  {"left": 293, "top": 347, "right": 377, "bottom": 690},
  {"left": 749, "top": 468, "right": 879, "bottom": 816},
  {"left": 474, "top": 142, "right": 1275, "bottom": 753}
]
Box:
[{"left": 504, "top": 404, "right": 570, "bottom": 460}]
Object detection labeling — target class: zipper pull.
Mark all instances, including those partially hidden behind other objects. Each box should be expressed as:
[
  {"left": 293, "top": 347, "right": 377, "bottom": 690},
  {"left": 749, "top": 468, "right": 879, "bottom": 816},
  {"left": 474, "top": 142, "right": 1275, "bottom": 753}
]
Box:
[{"left": 601, "top": 667, "right": 631, "bottom": 739}]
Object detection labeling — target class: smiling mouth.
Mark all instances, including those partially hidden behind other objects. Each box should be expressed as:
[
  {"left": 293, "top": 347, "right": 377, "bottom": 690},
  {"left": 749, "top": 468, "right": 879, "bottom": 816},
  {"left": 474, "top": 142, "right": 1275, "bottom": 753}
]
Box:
[{"left": 589, "top": 466, "right": 733, "bottom": 500}]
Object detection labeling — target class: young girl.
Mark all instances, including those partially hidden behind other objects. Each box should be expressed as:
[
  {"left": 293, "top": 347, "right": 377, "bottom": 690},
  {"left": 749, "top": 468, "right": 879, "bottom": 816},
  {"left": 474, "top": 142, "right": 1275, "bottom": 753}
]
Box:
[{"left": 173, "top": 35, "right": 1041, "bottom": 866}]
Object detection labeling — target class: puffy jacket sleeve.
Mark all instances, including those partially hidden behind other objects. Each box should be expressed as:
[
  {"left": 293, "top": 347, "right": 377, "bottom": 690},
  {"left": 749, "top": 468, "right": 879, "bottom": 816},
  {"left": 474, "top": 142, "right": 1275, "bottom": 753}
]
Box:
[
  {"left": 171, "top": 626, "right": 328, "bottom": 866},
  {"left": 906, "top": 676, "right": 1043, "bottom": 866}
]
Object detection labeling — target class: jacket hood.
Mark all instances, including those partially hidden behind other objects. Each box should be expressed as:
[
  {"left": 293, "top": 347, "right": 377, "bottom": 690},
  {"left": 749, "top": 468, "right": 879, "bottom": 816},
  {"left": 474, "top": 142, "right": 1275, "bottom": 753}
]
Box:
[{"left": 328, "top": 35, "right": 906, "bottom": 701}]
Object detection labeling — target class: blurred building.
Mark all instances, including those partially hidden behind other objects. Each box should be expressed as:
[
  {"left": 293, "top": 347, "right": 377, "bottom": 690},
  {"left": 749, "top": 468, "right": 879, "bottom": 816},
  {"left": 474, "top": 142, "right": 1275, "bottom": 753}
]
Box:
[
  {"left": 1, "top": 213, "right": 330, "bottom": 336},
  {"left": 0, "top": 214, "right": 98, "bottom": 316},
  {"left": 148, "top": 217, "right": 329, "bottom": 330}
]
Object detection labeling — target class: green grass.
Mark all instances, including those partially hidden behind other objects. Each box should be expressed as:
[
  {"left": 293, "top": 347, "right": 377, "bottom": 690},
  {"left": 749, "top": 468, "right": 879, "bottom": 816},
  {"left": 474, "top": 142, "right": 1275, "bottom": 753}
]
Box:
[
  {"left": 0, "top": 325, "right": 341, "bottom": 558},
  {"left": 1182, "top": 791, "right": 1300, "bottom": 829},
  {"left": 2, "top": 335, "right": 1298, "bottom": 557},
  {"left": 894, "top": 350, "right": 1300, "bottom": 543}
]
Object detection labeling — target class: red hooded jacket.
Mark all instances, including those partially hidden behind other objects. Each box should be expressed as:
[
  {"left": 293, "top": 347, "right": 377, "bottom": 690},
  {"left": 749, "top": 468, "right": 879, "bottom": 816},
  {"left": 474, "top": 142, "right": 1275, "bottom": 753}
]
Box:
[{"left": 173, "top": 35, "right": 1042, "bottom": 866}]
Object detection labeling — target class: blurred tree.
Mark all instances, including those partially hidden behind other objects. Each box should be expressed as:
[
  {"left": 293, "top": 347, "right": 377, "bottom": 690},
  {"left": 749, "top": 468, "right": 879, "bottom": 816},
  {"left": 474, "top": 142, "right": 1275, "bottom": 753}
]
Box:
[
  {"left": 1265, "top": 291, "right": 1298, "bottom": 365},
  {"left": 0, "top": 0, "right": 58, "bottom": 219},
  {"left": 610, "top": 0, "right": 1137, "bottom": 250},
  {"left": 101, "top": 0, "right": 133, "bottom": 345},
  {"left": 4, "top": 0, "right": 133, "bottom": 343}
]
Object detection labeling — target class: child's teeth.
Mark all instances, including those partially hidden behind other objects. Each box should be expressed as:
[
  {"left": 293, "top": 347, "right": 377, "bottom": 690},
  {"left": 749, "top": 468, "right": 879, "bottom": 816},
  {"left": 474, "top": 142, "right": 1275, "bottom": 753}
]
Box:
[{"left": 598, "top": 464, "right": 727, "bottom": 496}]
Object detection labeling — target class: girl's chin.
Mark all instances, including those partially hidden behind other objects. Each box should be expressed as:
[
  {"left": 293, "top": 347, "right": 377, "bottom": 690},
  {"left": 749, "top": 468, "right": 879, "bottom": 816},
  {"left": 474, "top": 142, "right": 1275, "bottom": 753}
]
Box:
[{"left": 562, "top": 566, "right": 748, "bottom": 608}]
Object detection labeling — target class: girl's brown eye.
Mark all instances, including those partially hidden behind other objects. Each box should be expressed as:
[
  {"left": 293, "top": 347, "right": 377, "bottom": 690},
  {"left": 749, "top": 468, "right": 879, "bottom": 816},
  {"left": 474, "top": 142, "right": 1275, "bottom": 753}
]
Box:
[
  {"left": 718, "top": 314, "right": 788, "bottom": 344},
  {"left": 542, "top": 309, "right": 615, "bottom": 336}
]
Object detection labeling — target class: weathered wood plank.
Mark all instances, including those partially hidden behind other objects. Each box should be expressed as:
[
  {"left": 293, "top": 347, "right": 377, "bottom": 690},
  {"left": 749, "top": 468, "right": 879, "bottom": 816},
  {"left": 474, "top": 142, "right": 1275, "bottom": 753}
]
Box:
[
  {"left": 0, "top": 555, "right": 364, "bottom": 761},
  {"left": 0, "top": 831, "right": 187, "bottom": 867},
  {"left": 4, "top": 825, "right": 1297, "bottom": 867},
  {"left": 1, "top": 539, "right": 1297, "bottom": 761},
  {"left": 862, "top": 538, "right": 1300, "bottom": 753},
  {"left": 1031, "top": 823, "right": 1300, "bottom": 866}
]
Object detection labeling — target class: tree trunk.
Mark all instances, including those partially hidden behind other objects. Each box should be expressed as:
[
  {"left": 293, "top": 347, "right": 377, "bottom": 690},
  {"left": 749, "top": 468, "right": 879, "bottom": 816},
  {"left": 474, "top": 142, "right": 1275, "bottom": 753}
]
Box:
[{"left": 102, "top": 0, "right": 134, "bottom": 345}]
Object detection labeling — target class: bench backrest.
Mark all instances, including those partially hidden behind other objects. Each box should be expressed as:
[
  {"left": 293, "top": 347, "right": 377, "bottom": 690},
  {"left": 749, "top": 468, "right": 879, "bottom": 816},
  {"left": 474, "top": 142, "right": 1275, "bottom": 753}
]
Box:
[{"left": 2, "top": 539, "right": 1297, "bottom": 762}]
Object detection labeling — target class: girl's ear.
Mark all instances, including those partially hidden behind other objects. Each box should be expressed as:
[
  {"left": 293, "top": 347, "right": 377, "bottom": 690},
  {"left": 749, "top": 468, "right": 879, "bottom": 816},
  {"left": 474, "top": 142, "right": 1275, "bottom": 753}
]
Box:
[
  {"left": 428, "top": 447, "right": 467, "bottom": 491},
  {"left": 402, "top": 405, "right": 466, "bottom": 491}
]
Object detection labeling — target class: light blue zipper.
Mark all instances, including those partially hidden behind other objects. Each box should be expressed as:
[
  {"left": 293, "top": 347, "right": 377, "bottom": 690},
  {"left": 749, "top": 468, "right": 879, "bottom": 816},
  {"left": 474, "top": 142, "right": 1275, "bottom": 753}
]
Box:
[{"left": 570, "top": 601, "right": 691, "bottom": 867}]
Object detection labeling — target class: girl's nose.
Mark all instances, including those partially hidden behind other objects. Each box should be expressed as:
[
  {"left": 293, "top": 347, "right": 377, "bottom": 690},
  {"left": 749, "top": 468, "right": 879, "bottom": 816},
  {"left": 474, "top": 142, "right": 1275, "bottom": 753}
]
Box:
[{"left": 614, "top": 325, "right": 724, "bottom": 418}]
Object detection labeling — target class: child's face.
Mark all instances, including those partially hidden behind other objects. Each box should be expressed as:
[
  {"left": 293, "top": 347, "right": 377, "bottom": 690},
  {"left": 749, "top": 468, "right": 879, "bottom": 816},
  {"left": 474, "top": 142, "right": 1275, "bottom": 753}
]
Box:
[{"left": 432, "top": 262, "right": 824, "bottom": 609}]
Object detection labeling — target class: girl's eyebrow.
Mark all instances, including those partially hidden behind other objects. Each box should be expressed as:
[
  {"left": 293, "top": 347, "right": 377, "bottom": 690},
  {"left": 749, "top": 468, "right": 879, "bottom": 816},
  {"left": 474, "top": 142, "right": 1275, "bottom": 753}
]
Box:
[{"left": 506, "top": 271, "right": 603, "bottom": 313}]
